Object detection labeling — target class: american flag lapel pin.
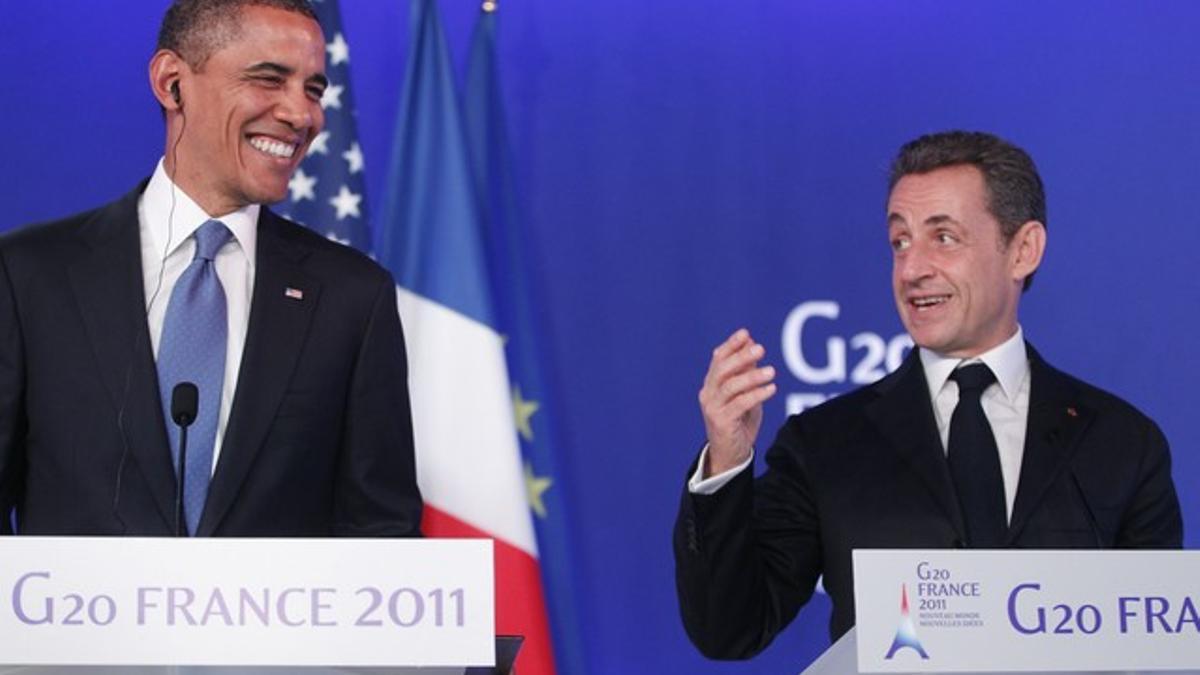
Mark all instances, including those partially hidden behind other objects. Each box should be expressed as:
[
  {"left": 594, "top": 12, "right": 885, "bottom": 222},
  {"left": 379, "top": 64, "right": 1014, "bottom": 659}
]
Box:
[{"left": 284, "top": 287, "right": 304, "bottom": 301}]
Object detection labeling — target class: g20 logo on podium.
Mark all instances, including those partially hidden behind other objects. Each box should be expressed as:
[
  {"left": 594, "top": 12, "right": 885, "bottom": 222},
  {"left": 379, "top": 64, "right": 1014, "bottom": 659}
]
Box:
[
  {"left": 885, "top": 583, "right": 929, "bottom": 660},
  {"left": 780, "top": 300, "right": 912, "bottom": 415}
]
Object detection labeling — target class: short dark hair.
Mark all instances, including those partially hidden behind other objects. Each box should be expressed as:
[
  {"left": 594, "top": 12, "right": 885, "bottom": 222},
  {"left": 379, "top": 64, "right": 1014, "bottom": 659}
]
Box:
[
  {"left": 157, "top": 0, "right": 319, "bottom": 70},
  {"left": 889, "top": 131, "right": 1045, "bottom": 289}
]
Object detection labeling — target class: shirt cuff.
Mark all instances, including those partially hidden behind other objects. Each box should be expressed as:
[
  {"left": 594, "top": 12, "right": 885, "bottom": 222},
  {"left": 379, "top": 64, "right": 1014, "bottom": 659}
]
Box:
[{"left": 688, "top": 444, "right": 754, "bottom": 494}]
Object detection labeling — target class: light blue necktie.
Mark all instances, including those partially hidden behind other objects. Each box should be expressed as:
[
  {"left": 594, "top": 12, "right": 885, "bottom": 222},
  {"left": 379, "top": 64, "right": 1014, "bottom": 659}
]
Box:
[{"left": 157, "top": 219, "right": 231, "bottom": 536}]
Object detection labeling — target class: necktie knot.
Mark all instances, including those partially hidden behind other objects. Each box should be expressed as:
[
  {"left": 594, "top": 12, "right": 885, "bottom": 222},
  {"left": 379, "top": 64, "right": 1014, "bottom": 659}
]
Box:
[
  {"left": 193, "top": 220, "right": 231, "bottom": 262},
  {"left": 951, "top": 363, "right": 996, "bottom": 397}
]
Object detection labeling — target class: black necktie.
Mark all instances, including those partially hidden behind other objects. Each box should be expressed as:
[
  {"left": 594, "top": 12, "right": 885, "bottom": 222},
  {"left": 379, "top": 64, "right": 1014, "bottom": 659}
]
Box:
[{"left": 947, "top": 363, "right": 1007, "bottom": 548}]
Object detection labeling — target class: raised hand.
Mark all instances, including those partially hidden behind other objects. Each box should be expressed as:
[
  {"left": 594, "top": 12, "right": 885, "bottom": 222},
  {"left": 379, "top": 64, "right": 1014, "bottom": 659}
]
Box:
[{"left": 698, "top": 328, "right": 777, "bottom": 477}]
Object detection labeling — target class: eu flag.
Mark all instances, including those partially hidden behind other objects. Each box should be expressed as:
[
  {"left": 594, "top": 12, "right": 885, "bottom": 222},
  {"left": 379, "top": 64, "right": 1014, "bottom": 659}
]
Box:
[{"left": 464, "top": 5, "right": 588, "bottom": 673}]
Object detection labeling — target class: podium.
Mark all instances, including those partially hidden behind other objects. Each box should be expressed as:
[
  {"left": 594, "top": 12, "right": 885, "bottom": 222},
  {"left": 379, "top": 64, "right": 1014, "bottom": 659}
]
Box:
[
  {"left": 803, "top": 550, "right": 1200, "bottom": 674},
  {"left": 0, "top": 636, "right": 518, "bottom": 674},
  {"left": 0, "top": 635, "right": 519, "bottom": 674},
  {"left": 0, "top": 538, "right": 519, "bottom": 674}
]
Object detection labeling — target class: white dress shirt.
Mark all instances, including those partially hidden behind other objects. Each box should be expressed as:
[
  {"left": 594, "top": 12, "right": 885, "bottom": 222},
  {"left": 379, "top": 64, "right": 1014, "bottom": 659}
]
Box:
[
  {"left": 690, "top": 328, "right": 1032, "bottom": 523},
  {"left": 920, "top": 327, "right": 1030, "bottom": 522},
  {"left": 138, "top": 159, "right": 258, "bottom": 472}
]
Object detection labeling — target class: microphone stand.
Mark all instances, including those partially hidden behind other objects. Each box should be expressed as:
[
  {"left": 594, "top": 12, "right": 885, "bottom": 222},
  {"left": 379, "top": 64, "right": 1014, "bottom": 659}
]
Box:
[
  {"left": 175, "top": 423, "right": 189, "bottom": 537},
  {"left": 170, "top": 382, "right": 198, "bottom": 537}
]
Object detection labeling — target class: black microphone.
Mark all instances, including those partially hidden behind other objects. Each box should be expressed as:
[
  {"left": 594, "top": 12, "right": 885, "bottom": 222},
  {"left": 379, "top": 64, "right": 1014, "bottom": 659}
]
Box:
[
  {"left": 170, "top": 382, "right": 198, "bottom": 537},
  {"left": 171, "top": 382, "right": 198, "bottom": 426}
]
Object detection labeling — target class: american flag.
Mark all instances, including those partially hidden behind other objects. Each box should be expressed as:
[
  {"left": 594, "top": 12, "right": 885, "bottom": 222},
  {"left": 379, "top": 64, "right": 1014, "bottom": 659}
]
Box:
[{"left": 275, "top": 0, "right": 371, "bottom": 253}]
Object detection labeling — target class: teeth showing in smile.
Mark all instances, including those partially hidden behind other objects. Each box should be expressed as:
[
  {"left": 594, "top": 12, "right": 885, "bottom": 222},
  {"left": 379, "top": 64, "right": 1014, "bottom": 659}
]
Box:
[
  {"left": 248, "top": 136, "right": 296, "bottom": 159},
  {"left": 912, "top": 295, "right": 949, "bottom": 308}
]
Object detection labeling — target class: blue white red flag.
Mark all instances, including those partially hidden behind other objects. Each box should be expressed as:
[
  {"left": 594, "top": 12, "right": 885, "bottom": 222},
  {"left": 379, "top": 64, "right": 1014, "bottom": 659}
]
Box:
[{"left": 376, "top": 1, "right": 557, "bottom": 673}]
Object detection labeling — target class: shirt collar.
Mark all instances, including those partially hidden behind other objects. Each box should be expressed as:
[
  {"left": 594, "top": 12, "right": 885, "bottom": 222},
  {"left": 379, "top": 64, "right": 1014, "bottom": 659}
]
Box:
[
  {"left": 919, "top": 326, "right": 1028, "bottom": 404},
  {"left": 141, "top": 158, "right": 259, "bottom": 265}
]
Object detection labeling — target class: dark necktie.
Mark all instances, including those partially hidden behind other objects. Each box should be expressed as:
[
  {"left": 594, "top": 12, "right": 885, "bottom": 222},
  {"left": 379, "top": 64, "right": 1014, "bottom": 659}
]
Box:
[
  {"left": 157, "top": 219, "right": 231, "bottom": 536},
  {"left": 947, "top": 363, "right": 1007, "bottom": 548}
]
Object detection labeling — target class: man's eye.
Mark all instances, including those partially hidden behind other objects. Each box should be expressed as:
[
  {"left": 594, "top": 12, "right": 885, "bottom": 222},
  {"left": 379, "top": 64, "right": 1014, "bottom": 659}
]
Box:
[
  {"left": 937, "top": 232, "right": 957, "bottom": 244},
  {"left": 891, "top": 237, "right": 910, "bottom": 252},
  {"left": 251, "top": 76, "right": 284, "bottom": 88},
  {"left": 307, "top": 87, "right": 325, "bottom": 100}
]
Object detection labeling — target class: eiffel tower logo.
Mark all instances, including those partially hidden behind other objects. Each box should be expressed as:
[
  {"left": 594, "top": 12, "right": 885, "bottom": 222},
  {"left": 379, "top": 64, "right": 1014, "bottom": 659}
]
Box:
[{"left": 885, "top": 583, "right": 929, "bottom": 660}]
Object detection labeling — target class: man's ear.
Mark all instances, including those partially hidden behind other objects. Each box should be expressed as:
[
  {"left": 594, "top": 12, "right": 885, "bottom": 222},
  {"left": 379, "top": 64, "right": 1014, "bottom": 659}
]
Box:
[
  {"left": 149, "top": 49, "right": 187, "bottom": 111},
  {"left": 1009, "top": 220, "right": 1046, "bottom": 285}
]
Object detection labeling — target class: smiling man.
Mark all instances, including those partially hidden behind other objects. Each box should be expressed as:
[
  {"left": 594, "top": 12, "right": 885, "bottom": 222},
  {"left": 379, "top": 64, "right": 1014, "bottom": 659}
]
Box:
[
  {"left": 0, "top": 0, "right": 421, "bottom": 538},
  {"left": 674, "top": 131, "right": 1182, "bottom": 658}
]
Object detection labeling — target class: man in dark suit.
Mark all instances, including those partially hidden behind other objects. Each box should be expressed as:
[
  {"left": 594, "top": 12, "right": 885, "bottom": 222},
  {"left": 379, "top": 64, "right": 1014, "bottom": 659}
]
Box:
[
  {"left": 0, "top": 0, "right": 421, "bottom": 537},
  {"left": 674, "top": 131, "right": 1182, "bottom": 658}
]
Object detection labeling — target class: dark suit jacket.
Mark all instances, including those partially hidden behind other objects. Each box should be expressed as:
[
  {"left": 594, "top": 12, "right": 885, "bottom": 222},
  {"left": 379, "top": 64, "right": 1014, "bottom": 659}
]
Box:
[
  {"left": 674, "top": 346, "right": 1182, "bottom": 659},
  {"left": 0, "top": 184, "right": 422, "bottom": 537}
]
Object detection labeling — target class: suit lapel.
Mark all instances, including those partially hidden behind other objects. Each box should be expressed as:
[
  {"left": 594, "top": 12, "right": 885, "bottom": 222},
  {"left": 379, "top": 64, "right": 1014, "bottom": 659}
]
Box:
[
  {"left": 865, "top": 350, "right": 966, "bottom": 540},
  {"left": 197, "top": 210, "right": 320, "bottom": 536},
  {"left": 66, "top": 183, "right": 178, "bottom": 528},
  {"left": 1006, "top": 346, "right": 1093, "bottom": 543}
]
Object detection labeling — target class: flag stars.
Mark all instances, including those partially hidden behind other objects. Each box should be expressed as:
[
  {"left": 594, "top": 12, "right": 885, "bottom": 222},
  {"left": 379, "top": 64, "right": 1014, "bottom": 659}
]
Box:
[
  {"left": 288, "top": 168, "right": 317, "bottom": 202},
  {"left": 307, "top": 130, "right": 331, "bottom": 157},
  {"left": 320, "top": 83, "right": 345, "bottom": 110},
  {"left": 524, "top": 461, "right": 552, "bottom": 519},
  {"left": 326, "top": 32, "right": 350, "bottom": 66},
  {"left": 513, "top": 385, "right": 540, "bottom": 442},
  {"left": 342, "top": 142, "right": 364, "bottom": 174},
  {"left": 329, "top": 185, "right": 363, "bottom": 220}
]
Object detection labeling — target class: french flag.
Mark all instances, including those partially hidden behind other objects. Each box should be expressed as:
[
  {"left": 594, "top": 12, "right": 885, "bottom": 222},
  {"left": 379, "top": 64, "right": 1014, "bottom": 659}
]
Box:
[{"left": 377, "top": 1, "right": 557, "bottom": 673}]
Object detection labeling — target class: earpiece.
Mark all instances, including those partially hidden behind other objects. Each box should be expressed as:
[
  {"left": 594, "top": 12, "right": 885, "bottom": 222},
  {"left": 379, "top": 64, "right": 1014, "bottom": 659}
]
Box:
[{"left": 170, "top": 81, "right": 182, "bottom": 107}]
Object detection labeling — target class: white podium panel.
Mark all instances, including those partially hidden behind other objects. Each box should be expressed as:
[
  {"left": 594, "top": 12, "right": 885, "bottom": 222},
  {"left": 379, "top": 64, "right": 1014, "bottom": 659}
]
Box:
[
  {"left": 851, "top": 550, "right": 1200, "bottom": 673},
  {"left": 0, "top": 639, "right": 523, "bottom": 675},
  {"left": 802, "top": 628, "right": 1200, "bottom": 675},
  {"left": 0, "top": 538, "right": 494, "bottom": 668}
]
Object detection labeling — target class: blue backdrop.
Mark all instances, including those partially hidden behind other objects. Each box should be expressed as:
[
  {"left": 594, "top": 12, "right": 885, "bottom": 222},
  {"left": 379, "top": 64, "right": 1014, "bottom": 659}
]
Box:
[{"left": 2, "top": 2, "right": 1196, "bottom": 672}]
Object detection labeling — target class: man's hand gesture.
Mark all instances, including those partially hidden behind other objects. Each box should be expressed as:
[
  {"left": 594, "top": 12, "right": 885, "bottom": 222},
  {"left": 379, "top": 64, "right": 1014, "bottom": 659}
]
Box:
[{"left": 698, "top": 329, "right": 777, "bottom": 477}]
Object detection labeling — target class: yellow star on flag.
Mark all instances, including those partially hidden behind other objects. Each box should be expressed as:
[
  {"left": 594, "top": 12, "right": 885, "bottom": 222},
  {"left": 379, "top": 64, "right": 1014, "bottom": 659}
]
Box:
[
  {"left": 525, "top": 462, "right": 552, "bottom": 518},
  {"left": 512, "top": 385, "right": 540, "bottom": 442}
]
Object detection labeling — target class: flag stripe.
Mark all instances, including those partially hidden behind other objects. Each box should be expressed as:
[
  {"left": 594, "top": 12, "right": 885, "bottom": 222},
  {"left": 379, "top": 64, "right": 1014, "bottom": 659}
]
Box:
[
  {"left": 377, "top": 0, "right": 493, "bottom": 327},
  {"left": 397, "top": 286, "right": 537, "bottom": 556},
  {"left": 423, "top": 505, "right": 555, "bottom": 675}
]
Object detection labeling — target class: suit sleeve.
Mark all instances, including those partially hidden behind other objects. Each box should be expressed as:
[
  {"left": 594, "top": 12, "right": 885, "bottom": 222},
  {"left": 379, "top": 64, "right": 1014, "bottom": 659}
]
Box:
[
  {"left": 0, "top": 249, "right": 25, "bottom": 534},
  {"left": 331, "top": 272, "right": 423, "bottom": 537},
  {"left": 673, "top": 419, "right": 823, "bottom": 659},
  {"left": 1113, "top": 418, "right": 1183, "bottom": 548}
]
